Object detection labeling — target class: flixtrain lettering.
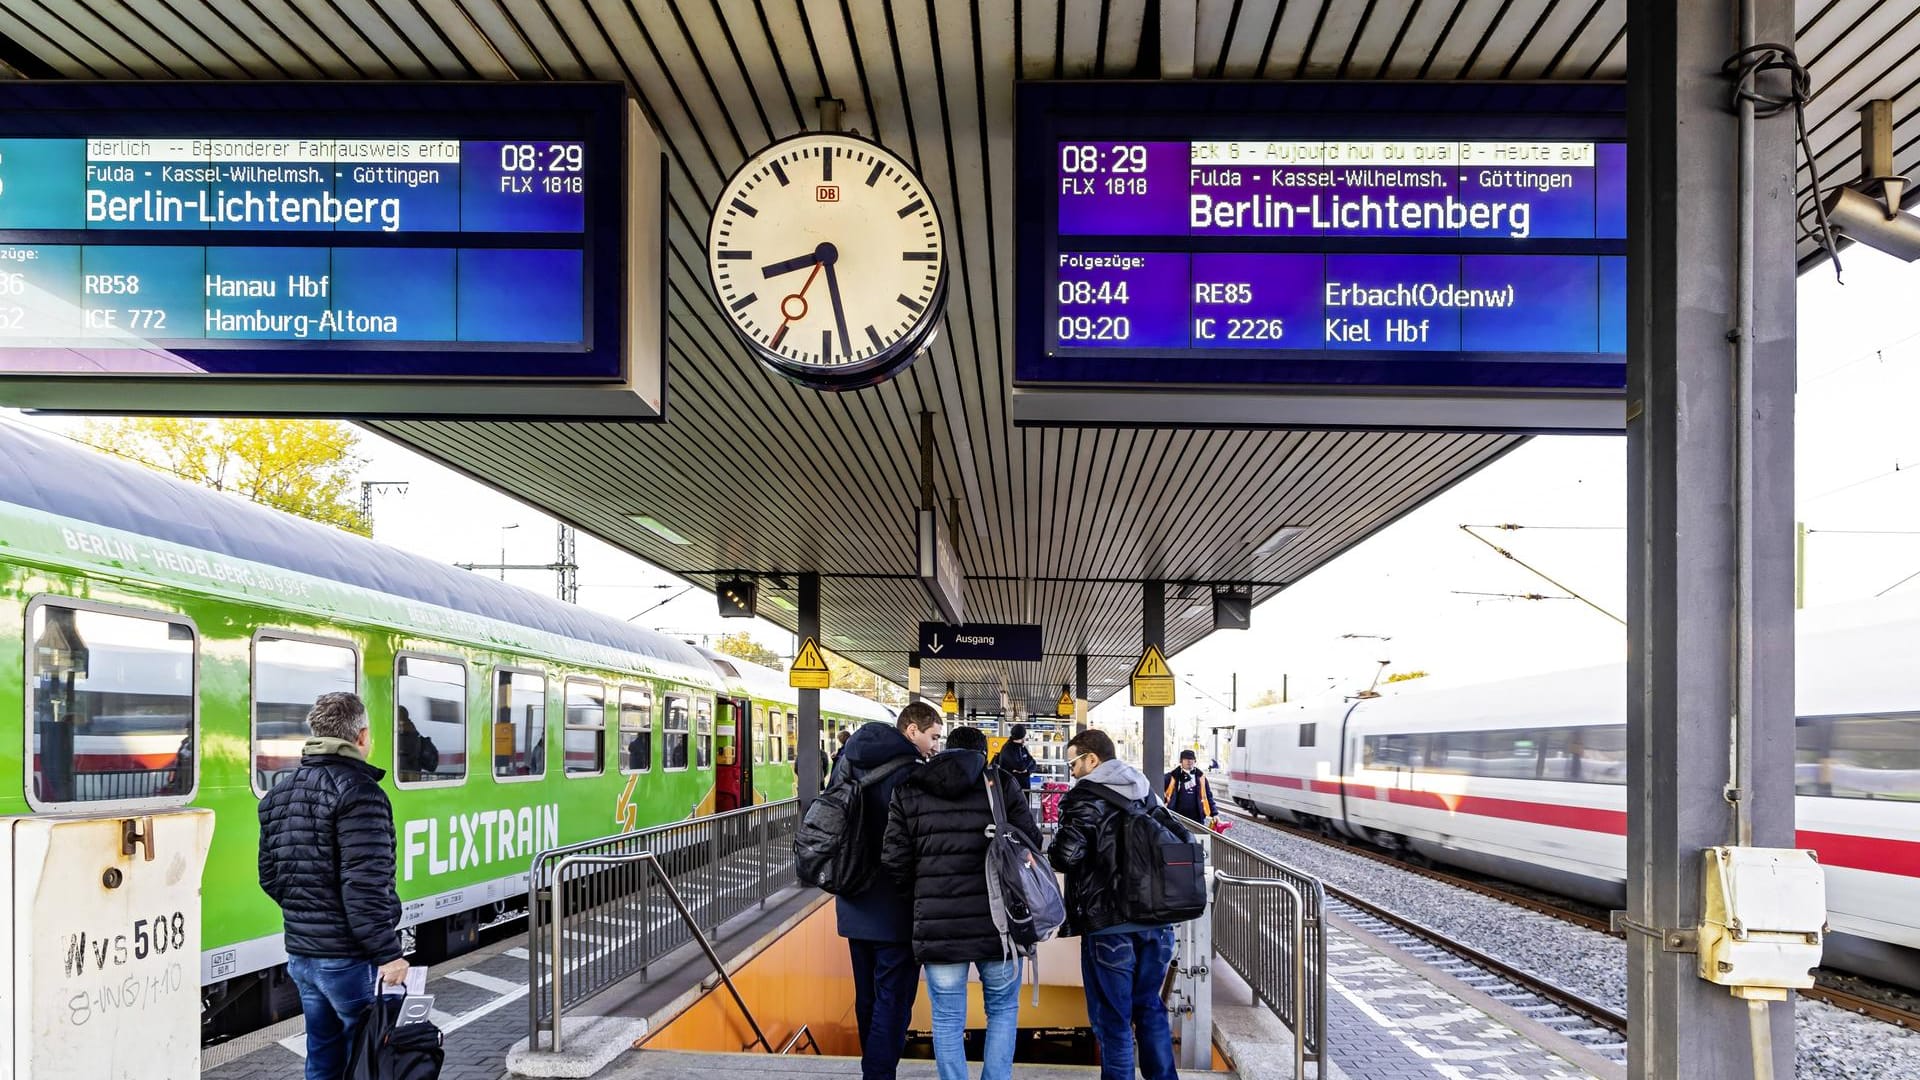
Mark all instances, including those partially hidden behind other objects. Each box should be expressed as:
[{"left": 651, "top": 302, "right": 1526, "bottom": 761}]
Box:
[{"left": 401, "top": 803, "right": 559, "bottom": 881}]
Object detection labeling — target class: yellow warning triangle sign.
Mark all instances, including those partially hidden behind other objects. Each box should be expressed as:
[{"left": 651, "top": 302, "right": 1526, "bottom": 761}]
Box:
[
  {"left": 940, "top": 689, "right": 959, "bottom": 714},
  {"left": 1057, "top": 690, "right": 1075, "bottom": 717},
  {"left": 1132, "top": 644, "right": 1172, "bottom": 680},
  {"left": 789, "top": 636, "right": 832, "bottom": 690}
]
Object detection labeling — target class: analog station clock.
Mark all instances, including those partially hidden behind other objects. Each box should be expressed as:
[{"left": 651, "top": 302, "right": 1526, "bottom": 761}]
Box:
[{"left": 706, "top": 132, "right": 948, "bottom": 391}]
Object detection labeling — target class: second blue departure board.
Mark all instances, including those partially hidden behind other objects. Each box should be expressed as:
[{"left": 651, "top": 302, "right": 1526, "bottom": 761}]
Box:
[
  {"left": 0, "top": 83, "right": 634, "bottom": 381},
  {"left": 1016, "top": 82, "right": 1628, "bottom": 396}
]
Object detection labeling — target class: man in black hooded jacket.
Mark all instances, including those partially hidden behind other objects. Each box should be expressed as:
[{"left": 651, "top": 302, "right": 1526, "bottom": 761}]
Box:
[
  {"left": 881, "top": 726, "right": 1041, "bottom": 1080},
  {"left": 258, "top": 691, "right": 408, "bottom": 1080},
  {"left": 833, "top": 703, "right": 943, "bottom": 1080}
]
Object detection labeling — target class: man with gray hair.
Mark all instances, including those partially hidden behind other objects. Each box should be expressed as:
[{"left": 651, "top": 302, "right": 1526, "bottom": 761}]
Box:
[{"left": 258, "top": 691, "right": 409, "bottom": 1080}]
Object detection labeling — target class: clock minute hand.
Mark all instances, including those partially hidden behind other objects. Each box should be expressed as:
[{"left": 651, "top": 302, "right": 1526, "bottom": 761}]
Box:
[
  {"left": 822, "top": 258, "right": 852, "bottom": 357},
  {"left": 761, "top": 252, "right": 819, "bottom": 279}
]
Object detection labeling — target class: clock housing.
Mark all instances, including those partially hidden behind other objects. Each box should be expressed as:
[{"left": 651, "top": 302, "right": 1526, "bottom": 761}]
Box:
[{"left": 706, "top": 131, "right": 948, "bottom": 391}]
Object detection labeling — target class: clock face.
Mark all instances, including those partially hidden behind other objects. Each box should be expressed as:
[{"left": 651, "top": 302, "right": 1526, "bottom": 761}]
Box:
[{"left": 707, "top": 132, "right": 948, "bottom": 390}]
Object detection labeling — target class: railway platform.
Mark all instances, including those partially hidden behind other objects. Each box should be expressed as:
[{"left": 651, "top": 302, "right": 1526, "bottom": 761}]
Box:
[{"left": 203, "top": 804, "right": 1624, "bottom": 1080}]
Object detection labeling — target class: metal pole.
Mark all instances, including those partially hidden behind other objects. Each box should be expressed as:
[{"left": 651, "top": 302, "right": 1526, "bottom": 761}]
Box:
[
  {"left": 797, "top": 572, "right": 822, "bottom": 805},
  {"left": 1794, "top": 522, "right": 1807, "bottom": 610},
  {"left": 551, "top": 866, "right": 568, "bottom": 1052},
  {"left": 1074, "top": 653, "right": 1089, "bottom": 733},
  {"left": 1142, "top": 580, "right": 1166, "bottom": 782},
  {"left": 1626, "top": 0, "right": 1797, "bottom": 1075},
  {"left": 907, "top": 652, "right": 921, "bottom": 703}
]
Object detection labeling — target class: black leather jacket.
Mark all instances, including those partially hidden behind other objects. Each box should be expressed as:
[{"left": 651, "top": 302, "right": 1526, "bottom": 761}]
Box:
[
  {"left": 257, "top": 748, "right": 404, "bottom": 962},
  {"left": 1047, "top": 781, "right": 1131, "bottom": 936}
]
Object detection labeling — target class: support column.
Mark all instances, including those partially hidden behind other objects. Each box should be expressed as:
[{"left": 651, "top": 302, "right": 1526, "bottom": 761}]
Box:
[
  {"left": 1627, "top": 1, "right": 1797, "bottom": 1076},
  {"left": 907, "top": 652, "right": 922, "bottom": 703},
  {"left": 797, "top": 572, "right": 822, "bottom": 804},
  {"left": 1074, "top": 653, "right": 1090, "bottom": 734},
  {"left": 1142, "top": 580, "right": 1165, "bottom": 782}
]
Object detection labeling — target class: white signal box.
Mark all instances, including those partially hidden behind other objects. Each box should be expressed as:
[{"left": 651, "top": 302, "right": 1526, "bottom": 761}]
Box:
[
  {"left": 1697, "top": 845, "right": 1827, "bottom": 1001},
  {"left": 0, "top": 810, "right": 214, "bottom": 1078}
]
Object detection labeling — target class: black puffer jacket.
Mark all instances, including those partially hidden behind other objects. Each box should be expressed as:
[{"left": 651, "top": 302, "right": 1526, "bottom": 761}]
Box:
[
  {"left": 257, "top": 741, "right": 404, "bottom": 962},
  {"left": 1048, "top": 759, "right": 1155, "bottom": 937},
  {"left": 880, "top": 748, "right": 1041, "bottom": 964}
]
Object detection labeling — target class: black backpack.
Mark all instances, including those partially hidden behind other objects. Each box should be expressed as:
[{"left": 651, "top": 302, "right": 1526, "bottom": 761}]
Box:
[
  {"left": 792, "top": 756, "right": 913, "bottom": 894},
  {"left": 347, "top": 991, "right": 443, "bottom": 1080},
  {"left": 1084, "top": 783, "right": 1209, "bottom": 926}
]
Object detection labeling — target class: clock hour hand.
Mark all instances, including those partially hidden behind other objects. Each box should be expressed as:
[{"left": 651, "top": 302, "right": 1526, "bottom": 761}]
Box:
[
  {"left": 822, "top": 257, "right": 852, "bottom": 357},
  {"left": 761, "top": 252, "right": 819, "bottom": 279}
]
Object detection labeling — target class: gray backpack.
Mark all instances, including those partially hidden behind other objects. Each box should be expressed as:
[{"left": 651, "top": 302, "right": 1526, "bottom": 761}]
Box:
[{"left": 982, "top": 771, "right": 1066, "bottom": 1003}]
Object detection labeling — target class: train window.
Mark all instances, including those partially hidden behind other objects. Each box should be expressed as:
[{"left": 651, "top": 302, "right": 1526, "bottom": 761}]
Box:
[
  {"left": 769, "top": 711, "right": 787, "bottom": 764},
  {"left": 1451, "top": 726, "right": 1543, "bottom": 776},
  {"left": 662, "top": 693, "right": 689, "bottom": 770},
  {"left": 1236, "top": 730, "right": 1246, "bottom": 748},
  {"left": 786, "top": 711, "right": 798, "bottom": 763},
  {"left": 1298, "top": 723, "right": 1316, "bottom": 748},
  {"left": 394, "top": 655, "right": 467, "bottom": 787},
  {"left": 1801, "top": 713, "right": 1920, "bottom": 801},
  {"left": 1573, "top": 726, "right": 1627, "bottom": 784},
  {"left": 696, "top": 698, "right": 714, "bottom": 769},
  {"left": 752, "top": 704, "right": 767, "bottom": 764},
  {"left": 563, "top": 679, "right": 605, "bottom": 777},
  {"left": 1538, "top": 729, "right": 1577, "bottom": 780},
  {"left": 1363, "top": 733, "right": 1418, "bottom": 769},
  {"left": 493, "top": 669, "right": 547, "bottom": 781},
  {"left": 619, "top": 685, "right": 653, "bottom": 774},
  {"left": 253, "top": 633, "right": 358, "bottom": 794},
  {"left": 27, "top": 601, "right": 196, "bottom": 807}
]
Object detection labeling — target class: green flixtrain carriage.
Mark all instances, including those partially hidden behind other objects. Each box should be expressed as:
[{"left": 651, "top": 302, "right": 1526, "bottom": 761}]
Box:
[{"left": 0, "top": 422, "right": 890, "bottom": 1039}]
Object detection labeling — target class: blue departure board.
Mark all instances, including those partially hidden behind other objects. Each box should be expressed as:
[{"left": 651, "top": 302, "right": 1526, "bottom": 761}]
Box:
[
  {"left": 0, "top": 82, "right": 636, "bottom": 382},
  {"left": 1016, "top": 82, "right": 1628, "bottom": 398}
]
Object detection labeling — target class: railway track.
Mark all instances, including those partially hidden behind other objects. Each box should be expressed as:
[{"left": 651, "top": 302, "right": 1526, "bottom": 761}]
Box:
[
  {"left": 1218, "top": 803, "right": 1920, "bottom": 1033},
  {"left": 1329, "top": 886, "right": 1630, "bottom": 1058}
]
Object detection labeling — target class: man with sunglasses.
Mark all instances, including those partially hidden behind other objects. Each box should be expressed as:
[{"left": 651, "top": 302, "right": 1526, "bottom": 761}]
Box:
[{"left": 1049, "top": 728, "right": 1179, "bottom": 1080}]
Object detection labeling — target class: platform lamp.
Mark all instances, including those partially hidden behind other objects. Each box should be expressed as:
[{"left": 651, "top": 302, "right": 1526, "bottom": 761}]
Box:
[
  {"left": 1212, "top": 586, "right": 1253, "bottom": 631},
  {"left": 716, "top": 577, "right": 757, "bottom": 619}
]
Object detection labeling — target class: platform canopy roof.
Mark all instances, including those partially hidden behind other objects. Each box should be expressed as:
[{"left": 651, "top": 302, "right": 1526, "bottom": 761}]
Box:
[{"left": 2, "top": 1, "right": 1912, "bottom": 709}]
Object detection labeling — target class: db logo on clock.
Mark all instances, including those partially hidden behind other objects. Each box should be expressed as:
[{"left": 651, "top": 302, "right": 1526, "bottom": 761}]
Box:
[{"left": 815, "top": 184, "right": 839, "bottom": 202}]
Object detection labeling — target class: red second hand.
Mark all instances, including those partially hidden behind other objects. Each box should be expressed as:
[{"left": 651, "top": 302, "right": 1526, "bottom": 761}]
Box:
[{"left": 770, "top": 262, "right": 823, "bottom": 349}]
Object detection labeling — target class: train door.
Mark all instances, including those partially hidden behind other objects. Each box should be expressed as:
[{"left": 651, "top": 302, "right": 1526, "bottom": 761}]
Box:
[{"left": 715, "top": 696, "right": 753, "bottom": 811}]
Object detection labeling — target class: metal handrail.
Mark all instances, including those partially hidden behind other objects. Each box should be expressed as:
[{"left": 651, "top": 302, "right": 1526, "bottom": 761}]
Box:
[
  {"left": 525, "top": 799, "right": 800, "bottom": 1053},
  {"left": 1183, "top": 817, "right": 1328, "bottom": 1064},
  {"left": 1214, "top": 870, "right": 1309, "bottom": 1080},
  {"left": 548, "top": 849, "right": 771, "bottom": 1054},
  {"left": 776, "top": 1024, "right": 822, "bottom": 1055}
]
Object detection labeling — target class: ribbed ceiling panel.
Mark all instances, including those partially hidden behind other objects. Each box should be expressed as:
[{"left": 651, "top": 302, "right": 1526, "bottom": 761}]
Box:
[{"left": 1, "top": 0, "right": 1903, "bottom": 700}]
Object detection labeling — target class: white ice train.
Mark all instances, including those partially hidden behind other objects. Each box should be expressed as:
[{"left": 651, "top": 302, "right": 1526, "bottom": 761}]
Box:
[{"left": 1228, "top": 599, "right": 1920, "bottom": 986}]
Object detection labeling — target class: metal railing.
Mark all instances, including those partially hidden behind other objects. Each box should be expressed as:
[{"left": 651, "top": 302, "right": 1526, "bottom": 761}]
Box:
[
  {"left": 1180, "top": 819, "right": 1328, "bottom": 1073},
  {"left": 525, "top": 798, "right": 802, "bottom": 1053}
]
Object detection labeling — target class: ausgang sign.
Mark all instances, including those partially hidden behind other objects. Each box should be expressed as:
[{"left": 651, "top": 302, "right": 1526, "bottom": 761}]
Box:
[{"left": 917, "top": 622, "right": 1043, "bottom": 662}]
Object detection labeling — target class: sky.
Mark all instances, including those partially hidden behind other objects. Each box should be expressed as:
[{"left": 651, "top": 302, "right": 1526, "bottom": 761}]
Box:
[{"left": 10, "top": 245, "right": 1920, "bottom": 762}]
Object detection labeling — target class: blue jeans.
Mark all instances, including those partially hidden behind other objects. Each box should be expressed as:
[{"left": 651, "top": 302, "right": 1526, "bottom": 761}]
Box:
[
  {"left": 848, "top": 940, "right": 920, "bottom": 1079},
  {"left": 1082, "top": 927, "right": 1178, "bottom": 1080},
  {"left": 923, "top": 957, "right": 1020, "bottom": 1080},
  {"left": 287, "top": 954, "right": 376, "bottom": 1080}
]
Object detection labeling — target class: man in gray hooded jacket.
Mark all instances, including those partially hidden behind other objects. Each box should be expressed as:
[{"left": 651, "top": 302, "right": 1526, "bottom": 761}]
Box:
[{"left": 1048, "top": 728, "right": 1178, "bottom": 1080}]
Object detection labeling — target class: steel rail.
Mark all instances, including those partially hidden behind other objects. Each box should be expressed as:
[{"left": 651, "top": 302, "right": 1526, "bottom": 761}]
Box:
[
  {"left": 1222, "top": 805, "right": 1920, "bottom": 1033},
  {"left": 1325, "top": 886, "right": 1628, "bottom": 1034}
]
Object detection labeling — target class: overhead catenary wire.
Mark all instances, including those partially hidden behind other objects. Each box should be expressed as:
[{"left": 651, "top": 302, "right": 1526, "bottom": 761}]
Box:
[{"left": 1457, "top": 525, "right": 1626, "bottom": 627}]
